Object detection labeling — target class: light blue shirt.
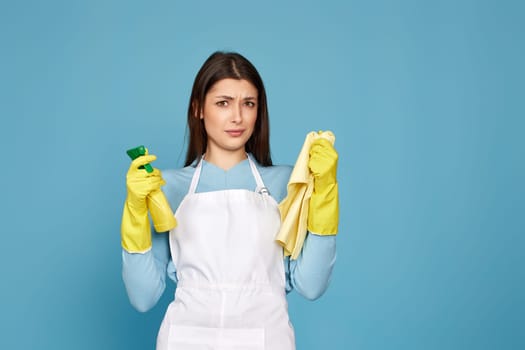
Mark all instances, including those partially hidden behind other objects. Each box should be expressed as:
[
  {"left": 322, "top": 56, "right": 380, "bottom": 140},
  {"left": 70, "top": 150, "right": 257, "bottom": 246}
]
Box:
[{"left": 122, "top": 155, "right": 337, "bottom": 312}]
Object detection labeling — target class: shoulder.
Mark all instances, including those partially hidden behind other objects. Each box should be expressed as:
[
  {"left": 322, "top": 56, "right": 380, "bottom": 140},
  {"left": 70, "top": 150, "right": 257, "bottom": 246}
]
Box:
[
  {"left": 257, "top": 163, "right": 293, "bottom": 203},
  {"left": 257, "top": 163, "right": 293, "bottom": 183},
  {"left": 162, "top": 166, "right": 195, "bottom": 190},
  {"left": 162, "top": 166, "right": 195, "bottom": 185},
  {"left": 160, "top": 166, "right": 196, "bottom": 208}
]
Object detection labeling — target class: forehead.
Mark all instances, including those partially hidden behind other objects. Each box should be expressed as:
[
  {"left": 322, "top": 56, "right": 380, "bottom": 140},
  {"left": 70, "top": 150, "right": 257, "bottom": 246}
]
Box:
[{"left": 207, "top": 78, "right": 258, "bottom": 96}]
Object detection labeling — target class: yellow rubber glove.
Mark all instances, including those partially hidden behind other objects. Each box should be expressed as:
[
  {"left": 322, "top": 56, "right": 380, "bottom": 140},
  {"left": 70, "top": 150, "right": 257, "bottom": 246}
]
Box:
[
  {"left": 307, "top": 137, "right": 339, "bottom": 235},
  {"left": 121, "top": 154, "right": 172, "bottom": 253},
  {"left": 147, "top": 187, "right": 177, "bottom": 232}
]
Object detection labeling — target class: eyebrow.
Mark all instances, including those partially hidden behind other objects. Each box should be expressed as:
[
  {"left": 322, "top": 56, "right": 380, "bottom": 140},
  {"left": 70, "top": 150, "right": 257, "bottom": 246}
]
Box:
[{"left": 214, "top": 95, "right": 257, "bottom": 100}]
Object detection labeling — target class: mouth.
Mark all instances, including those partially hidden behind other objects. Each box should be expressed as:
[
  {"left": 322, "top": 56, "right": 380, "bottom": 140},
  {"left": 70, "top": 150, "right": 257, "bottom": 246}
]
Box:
[{"left": 225, "top": 129, "right": 245, "bottom": 137}]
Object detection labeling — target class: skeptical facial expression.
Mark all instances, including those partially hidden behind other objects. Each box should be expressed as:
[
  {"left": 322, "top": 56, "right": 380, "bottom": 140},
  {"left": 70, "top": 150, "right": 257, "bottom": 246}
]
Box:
[{"left": 201, "top": 78, "right": 258, "bottom": 158}]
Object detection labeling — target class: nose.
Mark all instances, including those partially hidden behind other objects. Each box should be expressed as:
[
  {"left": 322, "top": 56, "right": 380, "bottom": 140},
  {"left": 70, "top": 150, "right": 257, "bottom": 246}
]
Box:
[{"left": 231, "top": 103, "right": 243, "bottom": 123}]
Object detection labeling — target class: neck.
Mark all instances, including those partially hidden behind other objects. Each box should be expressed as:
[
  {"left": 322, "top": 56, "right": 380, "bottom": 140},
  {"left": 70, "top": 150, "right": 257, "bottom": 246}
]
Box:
[{"left": 204, "top": 149, "right": 248, "bottom": 170}]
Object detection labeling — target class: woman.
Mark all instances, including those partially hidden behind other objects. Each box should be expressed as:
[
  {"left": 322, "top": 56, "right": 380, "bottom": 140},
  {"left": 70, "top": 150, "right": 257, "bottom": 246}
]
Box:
[{"left": 121, "top": 51, "right": 338, "bottom": 350}]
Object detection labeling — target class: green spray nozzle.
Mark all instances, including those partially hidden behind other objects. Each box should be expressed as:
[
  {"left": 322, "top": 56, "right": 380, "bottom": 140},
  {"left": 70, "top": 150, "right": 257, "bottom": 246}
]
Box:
[{"left": 126, "top": 145, "right": 154, "bottom": 173}]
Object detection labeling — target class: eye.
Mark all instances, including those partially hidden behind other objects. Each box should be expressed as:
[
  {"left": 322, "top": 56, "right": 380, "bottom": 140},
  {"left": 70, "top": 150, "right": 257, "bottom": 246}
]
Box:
[
  {"left": 216, "top": 100, "right": 228, "bottom": 107},
  {"left": 245, "top": 101, "right": 256, "bottom": 108}
]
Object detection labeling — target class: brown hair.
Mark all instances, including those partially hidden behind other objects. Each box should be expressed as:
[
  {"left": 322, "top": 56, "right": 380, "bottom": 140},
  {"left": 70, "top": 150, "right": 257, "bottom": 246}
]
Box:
[{"left": 184, "top": 51, "right": 272, "bottom": 166}]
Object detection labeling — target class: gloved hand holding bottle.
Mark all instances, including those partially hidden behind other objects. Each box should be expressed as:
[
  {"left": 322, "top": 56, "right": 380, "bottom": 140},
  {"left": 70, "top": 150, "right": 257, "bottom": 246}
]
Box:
[
  {"left": 121, "top": 152, "right": 177, "bottom": 253},
  {"left": 307, "top": 137, "right": 339, "bottom": 235}
]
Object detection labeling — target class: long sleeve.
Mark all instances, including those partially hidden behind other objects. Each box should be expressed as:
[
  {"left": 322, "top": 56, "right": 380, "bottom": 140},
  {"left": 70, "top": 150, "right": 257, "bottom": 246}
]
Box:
[
  {"left": 122, "top": 230, "right": 171, "bottom": 312},
  {"left": 285, "top": 233, "right": 336, "bottom": 300}
]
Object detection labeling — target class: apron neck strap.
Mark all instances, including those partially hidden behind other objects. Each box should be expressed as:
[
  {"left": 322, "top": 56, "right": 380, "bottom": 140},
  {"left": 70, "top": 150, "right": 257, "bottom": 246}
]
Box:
[
  {"left": 247, "top": 155, "right": 268, "bottom": 194},
  {"left": 188, "top": 156, "right": 204, "bottom": 194}
]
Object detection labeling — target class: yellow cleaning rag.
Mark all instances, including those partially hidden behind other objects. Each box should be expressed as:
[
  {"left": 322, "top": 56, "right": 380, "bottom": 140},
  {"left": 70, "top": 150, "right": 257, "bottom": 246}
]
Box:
[{"left": 276, "top": 130, "right": 336, "bottom": 259}]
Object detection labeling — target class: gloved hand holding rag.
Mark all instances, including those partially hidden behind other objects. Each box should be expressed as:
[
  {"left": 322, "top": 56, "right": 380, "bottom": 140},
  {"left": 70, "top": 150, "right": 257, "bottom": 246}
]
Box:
[
  {"left": 277, "top": 131, "right": 339, "bottom": 259},
  {"left": 308, "top": 135, "right": 339, "bottom": 235}
]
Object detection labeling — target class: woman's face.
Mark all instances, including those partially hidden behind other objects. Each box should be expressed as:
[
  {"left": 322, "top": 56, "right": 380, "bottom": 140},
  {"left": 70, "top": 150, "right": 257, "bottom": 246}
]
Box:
[{"left": 201, "top": 78, "right": 258, "bottom": 159}]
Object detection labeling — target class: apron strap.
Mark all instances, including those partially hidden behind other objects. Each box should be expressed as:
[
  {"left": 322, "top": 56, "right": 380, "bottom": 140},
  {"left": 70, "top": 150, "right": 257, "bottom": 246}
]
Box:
[
  {"left": 188, "top": 154, "right": 268, "bottom": 195},
  {"left": 247, "top": 155, "right": 269, "bottom": 195},
  {"left": 188, "top": 157, "right": 204, "bottom": 195}
]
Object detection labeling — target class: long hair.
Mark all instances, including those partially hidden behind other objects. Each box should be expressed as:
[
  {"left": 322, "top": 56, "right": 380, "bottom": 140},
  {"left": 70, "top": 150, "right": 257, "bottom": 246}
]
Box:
[{"left": 184, "top": 51, "right": 272, "bottom": 166}]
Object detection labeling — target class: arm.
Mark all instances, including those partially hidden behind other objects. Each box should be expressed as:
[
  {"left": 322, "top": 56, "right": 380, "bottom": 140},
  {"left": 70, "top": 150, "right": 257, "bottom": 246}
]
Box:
[
  {"left": 121, "top": 167, "right": 191, "bottom": 312},
  {"left": 269, "top": 133, "right": 340, "bottom": 300},
  {"left": 289, "top": 136, "right": 339, "bottom": 300},
  {"left": 122, "top": 231, "right": 171, "bottom": 312},
  {"left": 262, "top": 163, "right": 337, "bottom": 300},
  {"left": 286, "top": 233, "right": 336, "bottom": 300}
]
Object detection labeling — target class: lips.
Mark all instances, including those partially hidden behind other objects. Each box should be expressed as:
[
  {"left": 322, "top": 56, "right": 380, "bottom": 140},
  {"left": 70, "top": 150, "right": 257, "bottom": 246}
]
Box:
[{"left": 225, "top": 129, "right": 245, "bottom": 137}]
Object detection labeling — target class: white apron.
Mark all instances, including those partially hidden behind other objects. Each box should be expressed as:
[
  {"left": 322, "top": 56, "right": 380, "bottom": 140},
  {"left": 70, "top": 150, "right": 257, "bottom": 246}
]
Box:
[{"left": 157, "top": 156, "right": 295, "bottom": 350}]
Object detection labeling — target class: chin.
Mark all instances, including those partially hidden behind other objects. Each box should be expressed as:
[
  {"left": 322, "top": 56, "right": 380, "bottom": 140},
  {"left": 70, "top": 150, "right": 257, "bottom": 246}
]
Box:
[{"left": 225, "top": 139, "right": 250, "bottom": 150}]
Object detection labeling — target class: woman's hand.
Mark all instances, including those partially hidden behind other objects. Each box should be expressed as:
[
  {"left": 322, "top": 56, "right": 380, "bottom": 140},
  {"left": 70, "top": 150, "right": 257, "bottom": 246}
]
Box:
[
  {"left": 121, "top": 154, "right": 164, "bottom": 253},
  {"left": 308, "top": 138, "right": 338, "bottom": 189},
  {"left": 126, "top": 154, "right": 165, "bottom": 209},
  {"left": 307, "top": 138, "right": 339, "bottom": 235}
]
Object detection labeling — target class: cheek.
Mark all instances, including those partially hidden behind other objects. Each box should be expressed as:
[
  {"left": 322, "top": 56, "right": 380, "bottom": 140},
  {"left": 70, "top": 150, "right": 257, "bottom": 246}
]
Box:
[
  {"left": 208, "top": 108, "right": 230, "bottom": 123},
  {"left": 202, "top": 109, "right": 223, "bottom": 128}
]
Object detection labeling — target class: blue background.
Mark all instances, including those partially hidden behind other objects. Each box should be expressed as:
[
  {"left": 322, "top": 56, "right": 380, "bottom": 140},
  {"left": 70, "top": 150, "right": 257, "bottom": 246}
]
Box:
[{"left": 1, "top": 0, "right": 523, "bottom": 349}]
